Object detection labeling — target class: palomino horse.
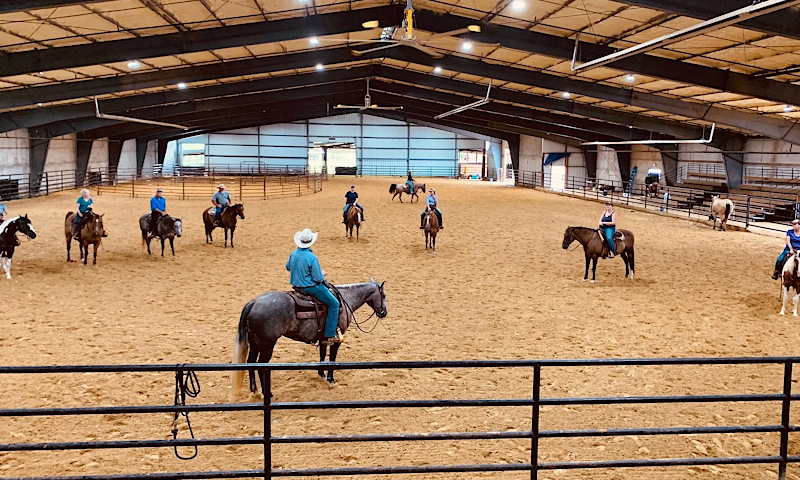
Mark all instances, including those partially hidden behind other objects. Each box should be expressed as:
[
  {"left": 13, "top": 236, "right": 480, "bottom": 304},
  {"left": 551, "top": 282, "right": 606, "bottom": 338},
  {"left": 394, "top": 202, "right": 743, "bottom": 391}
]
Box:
[
  {"left": 139, "top": 214, "right": 182, "bottom": 257},
  {"left": 345, "top": 205, "right": 362, "bottom": 241},
  {"left": 203, "top": 203, "right": 245, "bottom": 247},
  {"left": 65, "top": 210, "right": 105, "bottom": 265},
  {"left": 562, "top": 226, "right": 635, "bottom": 282},
  {"left": 780, "top": 253, "right": 800, "bottom": 316},
  {"left": 232, "top": 279, "right": 387, "bottom": 395},
  {"left": 709, "top": 196, "right": 735, "bottom": 231},
  {"left": 423, "top": 208, "right": 439, "bottom": 252},
  {"left": 389, "top": 183, "right": 425, "bottom": 203},
  {"left": 0, "top": 215, "right": 36, "bottom": 279}
]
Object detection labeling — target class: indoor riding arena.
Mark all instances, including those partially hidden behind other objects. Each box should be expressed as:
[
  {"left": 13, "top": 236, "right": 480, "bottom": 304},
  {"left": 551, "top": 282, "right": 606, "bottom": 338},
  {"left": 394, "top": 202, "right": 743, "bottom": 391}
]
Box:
[{"left": 2, "top": 1, "right": 800, "bottom": 480}]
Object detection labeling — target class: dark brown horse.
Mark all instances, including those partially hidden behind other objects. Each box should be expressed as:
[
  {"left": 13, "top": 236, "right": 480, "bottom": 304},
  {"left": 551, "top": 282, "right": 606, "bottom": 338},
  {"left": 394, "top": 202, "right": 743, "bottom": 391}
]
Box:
[
  {"left": 203, "top": 203, "right": 244, "bottom": 247},
  {"left": 65, "top": 210, "right": 106, "bottom": 265},
  {"left": 423, "top": 208, "right": 439, "bottom": 252},
  {"left": 345, "top": 205, "right": 362, "bottom": 241},
  {"left": 389, "top": 183, "right": 425, "bottom": 203},
  {"left": 562, "top": 226, "right": 635, "bottom": 282}
]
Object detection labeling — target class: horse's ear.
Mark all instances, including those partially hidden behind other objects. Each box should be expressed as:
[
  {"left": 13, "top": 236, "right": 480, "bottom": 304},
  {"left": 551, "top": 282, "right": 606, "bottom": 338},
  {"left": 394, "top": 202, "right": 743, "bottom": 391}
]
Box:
[
  {"left": 380, "top": 281, "right": 385, "bottom": 288},
  {"left": 100, "top": 213, "right": 105, "bottom": 217},
  {"left": 369, "top": 276, "right": 374, "bottom": 283}
]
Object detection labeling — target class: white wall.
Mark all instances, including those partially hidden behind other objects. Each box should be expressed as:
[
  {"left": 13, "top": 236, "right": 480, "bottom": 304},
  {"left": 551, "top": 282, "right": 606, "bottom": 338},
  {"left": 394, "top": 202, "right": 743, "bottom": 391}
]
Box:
[
  {"left": 630, "top": 145, "right": 662, "bottom": 189},
  {"left": 43, "top": 134, "right": 76, "bottom": 173},
  {"left": 0, "top": 129, "right": 30, "bottom": 176},
  {"left": 87, "top": 138, "right": 109, "bottom": 171},
  {"left": 518, "top": 135, "right": 542, "bottom": 172},
  {"left": 596, "top": 145, "right": 621, "bottom": 184},
  {"left": 117, "top": 139, "right": 136, "bottom": 173}
]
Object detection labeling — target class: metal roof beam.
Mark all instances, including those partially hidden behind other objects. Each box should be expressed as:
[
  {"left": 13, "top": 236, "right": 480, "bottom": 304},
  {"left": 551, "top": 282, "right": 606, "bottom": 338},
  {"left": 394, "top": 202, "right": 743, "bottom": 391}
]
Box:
[
  {"left": 0, "top": 5, "right": 401, "bottom": 77},
  {"left": 0, "top": 1, "right": 98, "bottom": 13},
  {"left": 415, "top": 9, "right": 800, "bottom": 107}
]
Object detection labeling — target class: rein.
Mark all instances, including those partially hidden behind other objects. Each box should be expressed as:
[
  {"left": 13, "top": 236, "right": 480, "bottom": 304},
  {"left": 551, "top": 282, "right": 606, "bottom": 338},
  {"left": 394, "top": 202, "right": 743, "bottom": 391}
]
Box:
[
  {"left": 171, "top": 369, "right": 200, "bottom": 460},
  {"left": 328, "top": 283, "right": 382, "bottom": 334}
]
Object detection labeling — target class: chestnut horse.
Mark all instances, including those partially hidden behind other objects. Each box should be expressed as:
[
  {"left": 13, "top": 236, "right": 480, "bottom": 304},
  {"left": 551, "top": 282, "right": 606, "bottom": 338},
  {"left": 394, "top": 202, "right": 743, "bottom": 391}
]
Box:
[
  {"left": 423, "top": 208, "right": 439, "bottom": 252},
  {"left": 389, "top": 183, "right": 425, "bottom": 203},
  {"left": 203, "top": 203, "right": 245, "bottom": 247},
  {"left": 562, "top": 226, "right": 635, "bottom": 282},
  {"left": 345, "top": 205, "right": 362, "bottom": 241},
  {"left": 65, "top": 210, "right": 105, "bottom": 265}
]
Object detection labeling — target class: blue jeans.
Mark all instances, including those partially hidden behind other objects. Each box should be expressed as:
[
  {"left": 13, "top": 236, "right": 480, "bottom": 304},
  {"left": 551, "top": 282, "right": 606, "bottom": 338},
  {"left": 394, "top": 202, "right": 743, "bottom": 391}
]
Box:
[
  {"left": 406, "top": 181, "right": 414, "bottom": 192},
  {"left": 301, "top": 284, "right": 340, "bottom": 338},
  {"left": 603, "top": 226, "right": 616, "bottom": 254},
  {"left": 421, "top": 208, "right": 442, "bottom": 225},
  {"left": 214, "top": 206, "right": 223, "bottom": 221},
  {"left": 344, "top": 203, "right": 364, "bottom": 218},
  {"left": 776, "top": 246, "right": 791, "bottom": 272}
]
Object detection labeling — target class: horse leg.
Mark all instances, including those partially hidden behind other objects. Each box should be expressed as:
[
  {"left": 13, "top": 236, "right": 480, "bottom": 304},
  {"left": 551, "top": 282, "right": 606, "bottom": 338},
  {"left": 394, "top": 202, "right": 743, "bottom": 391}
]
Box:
[
  {"left": 92, "top": 243, "right": 97, "bottom": 266},
  {"left": 591, "top": 257, "right": 598, "bottom": 283},
  {"left": 622, "top": 253, "right": 630, "bottom": 278},
  {"left": 326, "top": 342, "right": 341, "bottom": 385},
  {"left": 66, "top": 238, "right": 73, "bottom": 262},
  {"left": 169, "top": 237, "right": 175, "bottom": 256},
  {"left": 256, "top": 341, "right": 276, "bottom": 398},
  {"left": 781, "top": 286, "right": 789, "bottom": 315},
  {"left": 247, "top": 348, "right": 259, "bottom": 393},
  {"left": 583, "top": 255, "right": 590, "bottom": 281},
  {"left": 146, "top": 237, "right": 152, "bottom": 255},
  {"left": 4, "top": 258, "right": 10, "bottom": 280},
  {"left": 82, "top": 243, "right": 88, "bottom": 265},
  {"left": 161, "top": 238, "right": 166, "bottom": 257},
  {"left": 230, "top": 227, "right": 235, "bottom": 248},
  {"left": 224, "top": 228, "right": 228, "bottom": 248},
  {"left": 356, "top": 224, "right": 359, "bottom": 241},
  {"left": 628, "top": 249, "right": 635, "bottom": 279},
  {"left": 318, "top": 343, "right": 328, "bottom": 379},
  {"left": 793, "top": 290, "right": 799, "bottom": 317}
]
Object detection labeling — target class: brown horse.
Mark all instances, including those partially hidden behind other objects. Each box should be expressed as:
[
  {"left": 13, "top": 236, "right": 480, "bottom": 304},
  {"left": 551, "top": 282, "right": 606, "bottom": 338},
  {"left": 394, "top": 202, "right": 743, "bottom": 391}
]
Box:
[
  {"left": 65, "top": 211, "right": 106, "bottom": 265},
  {"left": 562, "top": 226, "right": 635, "bottom": 282},
  {"left": 646, "top": 182, "right": 659, "bottom": 198},
  {"left": 203, "top": 204, "right": 245, "bottom": 247},
  {"left": 423, "top": 208, "right": 439, "bottom": 252},
  {"left": 345, "top": 205, "right": 362, "bottom": 241},
  {"left": 389, "top": 183, "right": 425, "bottom": 203}
]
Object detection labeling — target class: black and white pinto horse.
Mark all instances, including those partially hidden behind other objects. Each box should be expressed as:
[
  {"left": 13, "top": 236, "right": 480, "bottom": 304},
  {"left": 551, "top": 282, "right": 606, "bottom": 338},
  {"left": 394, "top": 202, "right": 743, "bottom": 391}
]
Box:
[
  {"left": 780, "top": 253, "right": 800, "bottom": 316},
  {"left": 0, "top": 215, "right": 36, "bottom": 279}
]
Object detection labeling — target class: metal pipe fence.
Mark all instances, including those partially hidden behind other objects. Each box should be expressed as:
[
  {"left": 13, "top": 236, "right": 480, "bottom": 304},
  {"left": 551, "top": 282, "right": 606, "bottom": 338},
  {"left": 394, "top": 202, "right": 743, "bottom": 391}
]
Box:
[{"left": 0, "top": 357, "right": 798, "bottom": 480}]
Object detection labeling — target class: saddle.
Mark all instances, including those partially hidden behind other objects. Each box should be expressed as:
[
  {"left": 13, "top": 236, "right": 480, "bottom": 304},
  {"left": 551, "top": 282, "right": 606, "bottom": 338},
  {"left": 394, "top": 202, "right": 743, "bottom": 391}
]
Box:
[
  {"left": 597, "top": 229, "right": 624, "bottom": 256},
  {"left": 288, "top": 288, "right": 328, "bottom": 321}
]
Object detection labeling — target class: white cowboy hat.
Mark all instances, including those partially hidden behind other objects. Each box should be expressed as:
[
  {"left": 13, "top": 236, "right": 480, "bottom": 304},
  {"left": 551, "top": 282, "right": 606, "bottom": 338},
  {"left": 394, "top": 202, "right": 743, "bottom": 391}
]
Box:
[
  {"left": 294, "top": 228, "right": 318, "bottom": 249},
  {"left": 218, "top": 184, "right": 225, "bottom": 189}
]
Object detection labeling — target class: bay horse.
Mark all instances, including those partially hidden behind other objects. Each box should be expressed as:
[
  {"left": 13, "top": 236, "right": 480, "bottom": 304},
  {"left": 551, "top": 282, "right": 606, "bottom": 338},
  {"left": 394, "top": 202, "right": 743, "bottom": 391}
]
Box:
[
  {"left": 139, "top": 214, "right": 183, "bottom": 257},
  {"left": 562, "top": 226, "right": 635, "bottom": 282},
  {"left": 780, "top": 253, "right": 800, "bottom": 316},
  {"left": 646, "top": 182, "right": 659, "bottom": 198},
  {"left": 0, "top": 215, "right": 36, "bottom": 279},
  {"left": 65, "top": 210, "right": 105, "bottom": 265},
  {"left": 202, "top": 203, "right": 245, "bottom": 247},
  {"left": 232, "top": 279, "right": 387, "bottom": 396},
  {"left": 345, "top": 205, "right": 362, "bottom": 241},
  {"left": 709, "top": 196, "right": 735, "bottom": 231},
  {"left": 389, "top": 183, "right": 425, "bottom": 203},
  {"left": 423, "top": 208, "right": 439, "bottom": 252}
]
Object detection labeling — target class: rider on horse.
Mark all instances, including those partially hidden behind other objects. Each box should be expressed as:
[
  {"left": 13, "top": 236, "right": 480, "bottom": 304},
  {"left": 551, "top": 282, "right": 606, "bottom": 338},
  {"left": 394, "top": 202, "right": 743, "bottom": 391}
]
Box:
[
  {"left": 599, "top": 202, "right": 617, "bottom": 258},
  {"left": 420, "top": 187, "right": 443, "bottom": 229},
  {"left": 286, "top": 228, "right": 340, "bottom": 346},
  {"left": 773, "top": 219, "right": 800, "bottom": 280},
  {"left": 212, "top": 184, "right": 231, "bottom": 226},
  {"left": 72, "top": 188, "right": 101, "bottom": 240},
  {"left": 342, "top": 185, "right": 365, "bottom": 224},
  {"left": 406, "top": 170, "right": 415, "bottom": 194},
  {"left": 0, "top": 202, "right": 7, "bottom": 222},
  {"left": 148, "top": 188, "right": 167, "bottom": 238}
]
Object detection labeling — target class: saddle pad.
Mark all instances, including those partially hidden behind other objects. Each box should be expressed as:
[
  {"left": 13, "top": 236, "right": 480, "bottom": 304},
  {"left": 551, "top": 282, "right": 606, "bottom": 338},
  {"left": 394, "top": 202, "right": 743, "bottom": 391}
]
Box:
[{"left": 207, "top": 207, "right": 216, "bottom": 216}]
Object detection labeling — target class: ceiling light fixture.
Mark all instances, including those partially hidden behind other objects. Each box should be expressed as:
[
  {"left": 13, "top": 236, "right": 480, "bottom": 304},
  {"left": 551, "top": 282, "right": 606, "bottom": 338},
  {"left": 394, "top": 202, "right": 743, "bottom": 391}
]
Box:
[
  {"left": 434, "top": 66, "right": 442, "bottom": 74},
  {"left": 362, "top": 20, "right": 380, "bottom": 29},
  {"left": 316, "top": 63, "right": 325, "bottom": 71},
  {"left": 310, "top": 36, "right": 319, "bottom": 46},
  {"left": 510, "top": 0, "right": 526, "bottom": 12},
  {"left": 561, "top": 92, "right": 571, "bottom": 99},
  {"left": 37, "top": 103, "right": 43, "bottom": 107},
  {"left": 127, "top": 60, "right": 141, "bottom": 69},
  {"left": 625, "top": 74, "right": 636, "bottom": 83},
  {"left": 461, "top": 41, "right": 474, "bottom": 52},
  {"left": 784, "top": 105, "right": 793, "bottom": 112},
  {"left": 177, "top": 82, "right": 187, "bottom": 90},
  {"left": 467, "top": 25, "right": 481, "bottom": 33}
]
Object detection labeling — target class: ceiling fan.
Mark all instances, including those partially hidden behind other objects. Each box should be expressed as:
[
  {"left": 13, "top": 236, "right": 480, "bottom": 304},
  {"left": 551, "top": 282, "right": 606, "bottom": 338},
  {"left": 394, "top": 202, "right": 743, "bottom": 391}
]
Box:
[
  {"left": 334, "top": 78, "right": 402, "bottom": 111},
  {"left": 350, "top": 0, "right": 482, "bottom": 58}
]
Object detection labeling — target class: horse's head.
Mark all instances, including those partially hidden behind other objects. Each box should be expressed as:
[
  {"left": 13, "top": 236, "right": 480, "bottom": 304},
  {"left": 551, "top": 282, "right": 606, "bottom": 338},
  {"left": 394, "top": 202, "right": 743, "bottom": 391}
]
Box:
[
  {"left": 420, "top": 184, "right": 426, "bottom": 193},
  {"left": 89, "top": 213, "right": 105, "bottom": 238},
  {"left": 15, "top": 215, "right": 36, "bottom": 239},
  {"left": 173, "top": 218, "right": 183, "bottom": 237},
  {"left": 562, "top": 227, "right": 575, "bottom": 249},
  {"left": 367, "top": 278, "right": 387, "bottom": 318},
  {"left": 233, "top": 203, "right": 245, "bottom": 219}
]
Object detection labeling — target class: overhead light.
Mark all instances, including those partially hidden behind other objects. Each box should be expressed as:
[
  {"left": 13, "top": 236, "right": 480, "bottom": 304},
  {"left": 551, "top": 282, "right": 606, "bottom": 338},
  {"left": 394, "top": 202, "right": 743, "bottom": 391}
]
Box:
[
  {"left": 37, "top": 71, "right": 43, "bottom": 75},
  {"left": 467, "top": 25, "right": 481, "bottom": 33},
  {"left": 461, "top": 41, "right": 474, "bottom": 52},
  {"left": 561, "top": 92, "right": 571, "bottom": 99},
  {"left": 316, "top": 63, "right": 325, "bottom": 71},
  {"left": 784, "top": 105, "right": 793, "bottom": 112},
  {"left": 177, "top": 82, "right": 187, "bottom": 90},
  {"left": 127, "top": 60, "right": 141, "bottom": 69},
  {"left": 362, "top": 20, "right": 380, "bottom": 28},
  {"left": 37, "top": 103, "right": 43, "bottom": 107},
  {"left": 625, "top": 74, "right": 636, "bottom": 83},
  {"left": 510, "top": 0, "right": 525, "bottom": 12},
  {"left": 309, "top": 36, "right": 319, "bottom": 46},
  {"left": 433, "top": 66, "right": 442, "bottom": 74}
]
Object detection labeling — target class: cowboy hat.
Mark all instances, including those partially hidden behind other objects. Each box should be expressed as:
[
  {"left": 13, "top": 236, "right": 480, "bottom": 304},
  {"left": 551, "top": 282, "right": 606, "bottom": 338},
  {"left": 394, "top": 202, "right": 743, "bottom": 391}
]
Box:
[
  {"left": 793, "top": 219, "right": 799, "bottom": 225},
  {"left": 156, "top": 188, "right": 163, "bottom": 192},
  {"left": 294, "top": 228, "right": 318, "bottom": 249},
  {"left": 218, "top": 184, "right": 225, "bottom": 189}
]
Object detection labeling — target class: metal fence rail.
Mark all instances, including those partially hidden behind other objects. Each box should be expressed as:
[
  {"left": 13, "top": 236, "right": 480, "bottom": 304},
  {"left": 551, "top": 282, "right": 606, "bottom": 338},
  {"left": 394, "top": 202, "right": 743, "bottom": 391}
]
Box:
[
  {"left": 96, "top": 174, "right": 324, "bottom": 199},
  {"left": 0, "top": 357, "right": 798, "bottom": 480}
]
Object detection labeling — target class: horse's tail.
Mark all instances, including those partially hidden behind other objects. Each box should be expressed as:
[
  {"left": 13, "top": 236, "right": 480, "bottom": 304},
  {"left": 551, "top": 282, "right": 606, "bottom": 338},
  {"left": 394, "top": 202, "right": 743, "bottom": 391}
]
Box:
[
  {"left": 231, "top": 301, "right": 254, "bottom": 396},
  {"left": 724, "top": 202, "right": 732, "bottom": 223},
  {"left": 389, "top": 184, "right": 396, "bottom": 194}
]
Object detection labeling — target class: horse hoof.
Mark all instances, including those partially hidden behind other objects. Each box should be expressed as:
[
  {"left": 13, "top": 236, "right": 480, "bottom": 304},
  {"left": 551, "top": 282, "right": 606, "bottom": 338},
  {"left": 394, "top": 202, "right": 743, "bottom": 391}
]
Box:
[
  {"left": 780, "top": 311, "right": 786, "bottom": 316},
  {"left": 591, "top": 280, "right": 596, "bottom": 283},
  {"left": 327, "top": 380, "right": 337, "bottom": 387},
  {"left": 581, "top": 279, "right": 586, "bottom": 282}
]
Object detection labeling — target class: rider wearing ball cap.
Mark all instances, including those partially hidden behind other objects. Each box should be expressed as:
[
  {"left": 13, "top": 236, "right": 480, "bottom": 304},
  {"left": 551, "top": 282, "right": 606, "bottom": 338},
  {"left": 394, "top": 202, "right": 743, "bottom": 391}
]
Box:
[
  {"left": 286, "top": 228, "right": 340, "bottom": 346},
  {"left": 211, "top": 184, "right": 231, "bottom": 226}
]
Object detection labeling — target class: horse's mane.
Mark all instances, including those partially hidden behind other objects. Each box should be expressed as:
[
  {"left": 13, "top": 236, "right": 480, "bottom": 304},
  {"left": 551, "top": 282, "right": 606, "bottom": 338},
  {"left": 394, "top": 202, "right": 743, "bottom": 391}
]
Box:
[{"left": 0, "top": 216, "right": 19, "bottom": 235}]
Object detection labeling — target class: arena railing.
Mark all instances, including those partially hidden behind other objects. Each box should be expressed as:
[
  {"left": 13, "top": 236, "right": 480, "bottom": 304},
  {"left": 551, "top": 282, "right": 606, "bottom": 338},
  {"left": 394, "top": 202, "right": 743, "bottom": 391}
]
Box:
[
  {"left": 358, "top": 165, "right": 458, "bottom": 177},
  {"left": 514, "top": 170, "right": 798, "bottom": 233},
  {"left": 0, "top": 357, "right": 798, "bottom": 480}
]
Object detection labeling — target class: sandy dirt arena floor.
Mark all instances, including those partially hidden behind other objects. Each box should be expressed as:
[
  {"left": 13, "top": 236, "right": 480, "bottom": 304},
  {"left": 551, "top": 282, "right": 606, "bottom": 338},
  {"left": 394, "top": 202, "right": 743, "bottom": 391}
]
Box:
[{"left": 1, "top": 176, "right": 800, "bottom": 479}]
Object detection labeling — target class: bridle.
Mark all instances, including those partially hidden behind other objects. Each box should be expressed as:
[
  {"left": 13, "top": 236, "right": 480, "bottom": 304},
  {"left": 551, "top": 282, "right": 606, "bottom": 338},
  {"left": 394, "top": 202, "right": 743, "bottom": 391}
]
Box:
[{"left": 328, "top": 282, "right": 386, "bottom": 334}]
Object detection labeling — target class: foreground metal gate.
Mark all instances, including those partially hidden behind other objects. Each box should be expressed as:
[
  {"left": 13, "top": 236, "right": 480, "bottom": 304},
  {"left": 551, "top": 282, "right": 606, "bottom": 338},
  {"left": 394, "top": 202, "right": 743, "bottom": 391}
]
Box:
[{"left": 0, "top": 357, "right": 797, "bottom": 479}]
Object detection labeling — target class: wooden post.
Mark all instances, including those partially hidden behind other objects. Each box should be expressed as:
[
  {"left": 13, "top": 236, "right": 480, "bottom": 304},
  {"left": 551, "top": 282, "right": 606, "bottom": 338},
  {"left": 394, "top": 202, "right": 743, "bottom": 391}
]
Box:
[{"left": 263, "top": 176, "right": 267, "bottom": 200}]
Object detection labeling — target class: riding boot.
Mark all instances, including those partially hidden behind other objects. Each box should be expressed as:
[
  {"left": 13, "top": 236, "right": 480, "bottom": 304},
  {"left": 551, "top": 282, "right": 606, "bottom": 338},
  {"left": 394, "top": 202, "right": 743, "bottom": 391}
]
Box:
[{"left": 772, "top": 270, "right": 781, "bottom": 280}]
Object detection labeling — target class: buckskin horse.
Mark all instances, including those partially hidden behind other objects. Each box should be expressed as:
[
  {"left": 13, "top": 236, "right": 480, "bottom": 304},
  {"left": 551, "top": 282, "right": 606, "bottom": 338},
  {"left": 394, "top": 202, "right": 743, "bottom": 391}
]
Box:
[
  {"left": 232, "top": 279, "right": 387, "bottom": 396},
  {"left": 709, "top": 196, "right": 735, "bottom": 231},
  {"left": 0, "top": 215, "right": 36, "bottom": 279},
  {"left": 423, "top": 208, "right": 439, "bottom": 252},
  {"left": 203, "top": 203, "right": 245, "bottom": 247},
  {"left": 345, "top": 205, "right": 362, "bottom": 241},
  {"left": 562, "top": 226, "right": 635, "bottom": 282},
  {"left": 389, "top": 182, "right": 425, "bottom": 203},
  {"left": 65, "top": 210, "right": 106, "bottom": 265},
  {"left": 139, "top": 214, "right": 183, "bottom": 257}
]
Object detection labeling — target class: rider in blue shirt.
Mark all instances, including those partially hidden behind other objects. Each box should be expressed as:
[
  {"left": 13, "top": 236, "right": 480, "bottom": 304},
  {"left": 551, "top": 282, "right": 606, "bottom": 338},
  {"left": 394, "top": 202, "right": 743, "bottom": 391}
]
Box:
[
  {"left": 599, "top": 202, "right": 617, "bottom": 258},
  {"left": 211, "top": 184, "right": 231, "bottom": 225},
  {"left": 0, "top": 202, "right": 7, "bottom": 222},
  {"left": 420, "top": 187, "right": 443, "bottom": 229},
  {"left": 148, "top": 188, "right": 167, "bottom": 237},
  {"left": 72, "top": 188, "right": 95, "bottom": 240},
  {"left": 773, "top": 219, "right": 800, "bottom": 279},
  {"left": 342, "top": 185, "right": 365, "bottom": 223},
  {"left": 286, "top": 229, "right": 340, "bottom": 346}
]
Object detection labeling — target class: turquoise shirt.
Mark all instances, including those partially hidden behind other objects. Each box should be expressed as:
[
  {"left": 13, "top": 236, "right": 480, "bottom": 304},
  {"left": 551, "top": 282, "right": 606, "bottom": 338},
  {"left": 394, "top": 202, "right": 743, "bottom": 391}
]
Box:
[
  {"left": 77, "top": 197, "right": 93, "bottom": 213},
  {"left": 285, "top": 248, "right": 325, "bottom": 288}
]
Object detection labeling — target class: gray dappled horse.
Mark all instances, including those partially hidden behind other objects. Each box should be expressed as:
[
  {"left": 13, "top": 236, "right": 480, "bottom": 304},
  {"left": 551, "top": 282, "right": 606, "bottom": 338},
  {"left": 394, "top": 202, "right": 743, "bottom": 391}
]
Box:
[
  {"left": 562, "top": 226, "right": 635, "bottom": 282},
  {"left": 232, "top": 279, "right": 387, "bottom": 396},
  {"left": 139, "top": 214, "right": 182, "bottom": 257}
]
